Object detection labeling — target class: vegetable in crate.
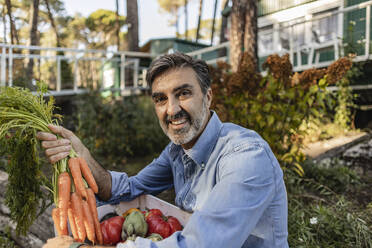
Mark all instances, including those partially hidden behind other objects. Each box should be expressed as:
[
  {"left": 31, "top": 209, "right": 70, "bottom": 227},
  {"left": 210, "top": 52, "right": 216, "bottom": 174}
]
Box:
[
  {"left": 147, "top": 233, "right": 163, "bottom": 242},
  {"left": 100, "top": 215, "right": 125, "bottom": 245},
  {"left": 122, "top": 211, "right": 148, "bottom": 241},
  {"left": 145, "top": 209, "right": 183, "bottom": 238}
]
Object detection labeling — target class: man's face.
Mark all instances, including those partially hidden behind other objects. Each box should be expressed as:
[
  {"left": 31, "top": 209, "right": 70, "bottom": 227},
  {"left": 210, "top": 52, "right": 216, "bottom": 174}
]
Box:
[{"left": 151, "top": 67, "right": 212, "bottom": 149}]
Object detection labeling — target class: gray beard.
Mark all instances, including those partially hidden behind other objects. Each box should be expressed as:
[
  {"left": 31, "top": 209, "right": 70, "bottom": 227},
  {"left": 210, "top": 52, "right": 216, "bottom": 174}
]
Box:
[{"left": 160, "top": 97, "right": 209, "bottom": 146}]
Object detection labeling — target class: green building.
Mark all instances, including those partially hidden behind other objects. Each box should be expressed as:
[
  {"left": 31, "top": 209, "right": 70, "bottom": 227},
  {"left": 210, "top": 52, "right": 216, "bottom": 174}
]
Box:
[{"left": 214, "top": 0, "right": 372, "bottom": 71}]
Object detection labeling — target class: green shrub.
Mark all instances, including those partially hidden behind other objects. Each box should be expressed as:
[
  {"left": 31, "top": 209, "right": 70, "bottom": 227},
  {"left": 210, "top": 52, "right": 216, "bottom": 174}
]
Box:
[
  {"left": 70, "top": 92, "right": 169, "bottom": 169},
  {"left": 288, "top": 197, "right": 372, "bottom": 248},
  {"left": 286, "top": 160, "right": 372, "bottom": 247},
  {"left": 210, "top": 53, "right": 352, "bottom": 175}
]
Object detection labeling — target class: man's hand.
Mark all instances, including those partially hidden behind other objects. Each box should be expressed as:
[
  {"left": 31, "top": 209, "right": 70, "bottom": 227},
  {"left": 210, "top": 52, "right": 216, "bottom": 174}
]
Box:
[
  {"left": 42, "top": 236, "right": 117, "bottom": 248},
  {"left": 36, "top": 124, "right": 113, "bottom": 201},
  {"left": 42, "top": 236, "right": 74, "bottom": 248},
  {"left": 36, "top": 125, "right": 86, "bottom": 164}
]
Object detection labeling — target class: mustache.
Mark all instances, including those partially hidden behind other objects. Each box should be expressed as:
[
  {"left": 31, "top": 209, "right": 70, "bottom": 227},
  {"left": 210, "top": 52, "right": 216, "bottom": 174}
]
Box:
[{"left": 165, "top": 109, "right": 190, "bottom": 124}]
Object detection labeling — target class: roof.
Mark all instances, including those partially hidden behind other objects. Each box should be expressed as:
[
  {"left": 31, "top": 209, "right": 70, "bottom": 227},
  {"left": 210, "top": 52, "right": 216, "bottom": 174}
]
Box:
[{"left": 140, "top": 38, "right": 209, "bottom": 54}]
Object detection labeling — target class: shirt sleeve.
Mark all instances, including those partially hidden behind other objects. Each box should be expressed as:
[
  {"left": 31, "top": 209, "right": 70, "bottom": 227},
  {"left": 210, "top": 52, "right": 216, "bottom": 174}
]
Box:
[
  {"left": 131, "top": 143, "right": 280, "bottom": 248},
  {"left": 99, "top": 145, "right": 174, "bottom": 206}
]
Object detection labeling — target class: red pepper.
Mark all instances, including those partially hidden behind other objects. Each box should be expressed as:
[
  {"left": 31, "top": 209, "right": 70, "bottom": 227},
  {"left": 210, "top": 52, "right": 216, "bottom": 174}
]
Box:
[
  {"left": 145, "top": 209, "right": 183, "bottom": 239},
  {"left": 100, "top": 216, "right": 125, "bottom": 245}
]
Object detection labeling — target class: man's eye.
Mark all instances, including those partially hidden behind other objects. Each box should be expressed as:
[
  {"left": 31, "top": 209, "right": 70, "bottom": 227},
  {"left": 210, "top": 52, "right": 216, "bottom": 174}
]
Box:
[
  {"left": 179, "top": 90, "right": 191, "bottom": 97},
  {"left": 154, "top": 96, "right": 166, "bottom": 104}
]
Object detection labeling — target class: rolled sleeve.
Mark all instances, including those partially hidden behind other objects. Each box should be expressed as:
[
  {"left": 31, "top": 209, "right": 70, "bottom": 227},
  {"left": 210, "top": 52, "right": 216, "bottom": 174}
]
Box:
[{"left": 99, "top": 147, "right": 174, "bottom": 206}]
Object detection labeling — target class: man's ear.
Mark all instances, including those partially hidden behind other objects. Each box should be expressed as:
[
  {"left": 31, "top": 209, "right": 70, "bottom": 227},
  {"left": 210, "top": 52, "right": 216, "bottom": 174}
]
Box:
[{"left": 206, "top": 87, "right": 212, "bottom": 108}]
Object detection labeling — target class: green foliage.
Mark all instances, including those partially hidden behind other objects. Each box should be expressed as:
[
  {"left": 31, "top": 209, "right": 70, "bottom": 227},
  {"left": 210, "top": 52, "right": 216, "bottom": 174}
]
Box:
[
  {"left": 86, "top": 9, "right": 126, "bottom": 33},
  {"left": 288, "top": 197, "right": 372, "bottom": 248},
  {"left": 0, "top": 227, "right": 18, "bottom": 248},
  {"left": 5, "top": 134, "right": 51, "bottom": 236},
  {"left": 286, "top": 161, "right": 372, "bottom": 248},
  {"left": 334, "top": 77, "right": 355, "bottom": 130},
  {"left": 210, "top": 53, "right": 352, "bottom": 176},
  {"left": 0, "top": 84, "right": 58, "bottom": 235},
  {"left": 71, "top": 92, "right": 169, "bottom": 169}
]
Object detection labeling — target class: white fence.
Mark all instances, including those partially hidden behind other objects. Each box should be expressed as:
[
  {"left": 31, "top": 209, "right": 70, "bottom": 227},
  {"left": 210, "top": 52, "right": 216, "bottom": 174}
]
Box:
[{"left": 0, "top": 44, "right": 155, "bottom": 96}]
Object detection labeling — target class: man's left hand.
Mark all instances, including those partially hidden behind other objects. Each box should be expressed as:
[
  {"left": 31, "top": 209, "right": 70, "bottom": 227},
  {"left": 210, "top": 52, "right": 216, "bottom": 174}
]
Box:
[{"left": 42, "top": 236, "right": 74, "bottom": 248}]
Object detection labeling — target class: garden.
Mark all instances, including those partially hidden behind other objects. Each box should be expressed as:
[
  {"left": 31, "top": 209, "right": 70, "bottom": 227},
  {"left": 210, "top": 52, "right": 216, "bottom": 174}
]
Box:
[{"left": 1, "top": 51, "right": 371, "bottom": 247}]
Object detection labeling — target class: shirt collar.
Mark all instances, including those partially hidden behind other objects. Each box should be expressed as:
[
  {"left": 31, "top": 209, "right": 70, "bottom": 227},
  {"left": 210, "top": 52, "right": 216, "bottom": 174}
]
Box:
[{"left": 169, "top": 111, "right": 222, "bottom": 166}]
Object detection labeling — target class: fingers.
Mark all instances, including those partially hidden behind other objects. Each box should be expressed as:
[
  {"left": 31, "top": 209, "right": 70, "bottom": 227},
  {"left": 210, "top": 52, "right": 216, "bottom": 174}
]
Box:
[
  {"left": 41, "top": 139, "right": 70, "bottom": 149},
  {"left": 36, "top": 131, "right": 57, "bottom": 141},
  {"left": 45, "top": 145, "right": 71, "bottom": 157},
  {"left": 49, "top": 152, "right": 70, "bottom": 164},
  {"left": 37, "top": 125, "right": 86, "bottom": 163},
  {"left": 48, "top": 125, "right": 75, "bottom": 140}
]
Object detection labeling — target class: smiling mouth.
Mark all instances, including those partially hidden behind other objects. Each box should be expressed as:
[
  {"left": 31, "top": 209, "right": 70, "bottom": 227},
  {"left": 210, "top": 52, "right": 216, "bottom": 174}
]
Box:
[{"left": 167, "top": 118, "right": 189, "bottom": 129}]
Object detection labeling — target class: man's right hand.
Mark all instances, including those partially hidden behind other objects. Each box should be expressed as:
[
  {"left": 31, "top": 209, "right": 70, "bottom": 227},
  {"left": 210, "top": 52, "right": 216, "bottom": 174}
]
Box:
[
  {"left": 36, "top": 125, "right": 86, "bottom": 164},
  {"left": 37, "top": 124, "right": 113, "bottom": 201}
]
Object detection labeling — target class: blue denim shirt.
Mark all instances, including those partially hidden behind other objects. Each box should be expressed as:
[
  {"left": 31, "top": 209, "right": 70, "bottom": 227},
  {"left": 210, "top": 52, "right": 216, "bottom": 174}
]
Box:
[{"left": 104, "top": 112, "right": 289, "bottom": 248}]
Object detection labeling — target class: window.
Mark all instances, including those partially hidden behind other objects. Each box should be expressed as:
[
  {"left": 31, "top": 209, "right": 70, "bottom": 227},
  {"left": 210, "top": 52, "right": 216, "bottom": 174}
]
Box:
[
  {"left": 258, "top": 25, "right": 274, "bottom": 54},
  {"left": 312, "top": 8, "right": 339, "bottom": 43},
  {"left": 279, "top": 18, "right": 305, "bottom": 51}
]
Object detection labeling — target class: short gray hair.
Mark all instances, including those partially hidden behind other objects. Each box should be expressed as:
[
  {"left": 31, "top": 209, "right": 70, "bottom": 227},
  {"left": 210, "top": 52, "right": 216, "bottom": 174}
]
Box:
[{"left": 146, "top": 52, "right": 210, "bottom": 94}]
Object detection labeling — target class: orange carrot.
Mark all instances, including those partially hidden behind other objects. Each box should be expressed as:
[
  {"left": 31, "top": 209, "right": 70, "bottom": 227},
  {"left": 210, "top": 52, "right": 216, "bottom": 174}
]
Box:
[
  {"left": 68, "top": 206, "right": 79, "bottom": 241},
  {"left": 82, "top": 199, "right": 96, "bottom": 244},
  {"left": 71, "top": 192, "right": 86, "bottom": 242},
  {"left": 58, "top": 172, "right": 71, "bottom": 234},
  {"left": 69, "top": 157, "right": 87, "bottom": 199},
  {"left": 87, "top": 188, "right": 103, "bottom": 245},
  {"left": 78, "top": 157, "right": 98, "bottom": 194},
  {"left": 52, "top": 208, "right": 67, "bottom": 236}
]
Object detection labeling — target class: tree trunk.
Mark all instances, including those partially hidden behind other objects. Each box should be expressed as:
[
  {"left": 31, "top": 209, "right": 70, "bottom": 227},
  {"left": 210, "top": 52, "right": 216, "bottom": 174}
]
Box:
[
  {"left": 195, "top": 0, "right": 203, "bottom": 42},
  {"left": 44, "top": 0, "right": 60, "bottom": 47},
  {"left": 126, "top": 0, "right": 139, "bottom": 51},
  {"left": 26, "top": 0, "right": 40, "bottom": 88},
  {"left": 5, "top": 0, "right": 19, "bottom": 44},
  {"left": 116, "top": 0, "right": 120, "bottom": 49},
  {"left": 243, "top": 0, "right": 258, "bottom": 70},
  {"left": 219, "top": 0, "right": 229, "bottom": 44},
  {"left": 184, "top": 0, "right": 188, "bottom": 39},
  {"left": 229, "top": 0, "right": 258, "bottom": 72},
  {"left": 230, "top": 0, "right": 245, "bottom": 72},
  {"left": 2, "top": 6, "right": 7, "bottom": 43},
  {"left": 210, "top": 0, "right": 218, "bottom": 45}
]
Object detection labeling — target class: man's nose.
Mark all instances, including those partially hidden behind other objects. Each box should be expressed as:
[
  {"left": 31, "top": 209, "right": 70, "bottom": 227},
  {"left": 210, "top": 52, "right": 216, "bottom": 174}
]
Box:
[{"left": 167, "top": 98, "right": 181, "bottom": 117}]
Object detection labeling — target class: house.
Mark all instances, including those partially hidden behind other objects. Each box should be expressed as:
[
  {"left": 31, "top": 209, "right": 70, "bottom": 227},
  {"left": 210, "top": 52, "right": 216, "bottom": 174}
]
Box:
[{"left": 207, "top": 0, "right": 372, "bottom": 71}]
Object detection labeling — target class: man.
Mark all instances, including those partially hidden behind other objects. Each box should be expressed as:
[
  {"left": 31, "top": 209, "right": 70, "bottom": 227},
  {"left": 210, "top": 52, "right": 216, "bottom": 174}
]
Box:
[{"left": 39, "top": 52, "right": 289, "bottom": 248}]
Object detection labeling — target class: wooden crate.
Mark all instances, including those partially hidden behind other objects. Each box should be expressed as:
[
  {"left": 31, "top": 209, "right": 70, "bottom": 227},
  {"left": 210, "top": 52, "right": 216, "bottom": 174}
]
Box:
[{"left": 98, "top": 194, "right": 191, "bottom": 226}]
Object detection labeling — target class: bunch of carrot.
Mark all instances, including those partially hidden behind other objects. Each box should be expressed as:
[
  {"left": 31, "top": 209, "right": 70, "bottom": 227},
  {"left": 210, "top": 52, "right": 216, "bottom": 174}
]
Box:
[{"left": 51, "top": 156, "right": 103, "bottom": 245}]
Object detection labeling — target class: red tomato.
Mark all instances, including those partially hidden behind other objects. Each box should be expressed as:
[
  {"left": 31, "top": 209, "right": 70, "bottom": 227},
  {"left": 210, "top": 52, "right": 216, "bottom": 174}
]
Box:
[
  {"left": 167, "top": 216, "right": 182, "bottom": 233},
  {"left": 100, "top": 216, "right": 125, "bottom": 245},
  {"left": 147, "top": 214, "right": 172, "bottom": 239},
  {"left": 145, "top": 209, "right": 183, "bottom": 238},
  {"left": 145, "top": 209, "right": 163, "bottom": 219}
]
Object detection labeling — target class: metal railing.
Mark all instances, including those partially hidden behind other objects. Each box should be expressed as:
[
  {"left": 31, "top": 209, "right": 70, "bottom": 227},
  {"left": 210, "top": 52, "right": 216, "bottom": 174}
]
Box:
[
  {"left": 0, "top": 43, "right": 155, "bottom": 96},
  {"left": 190, "top": 0, "right": 372, "bottom": 72}
]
